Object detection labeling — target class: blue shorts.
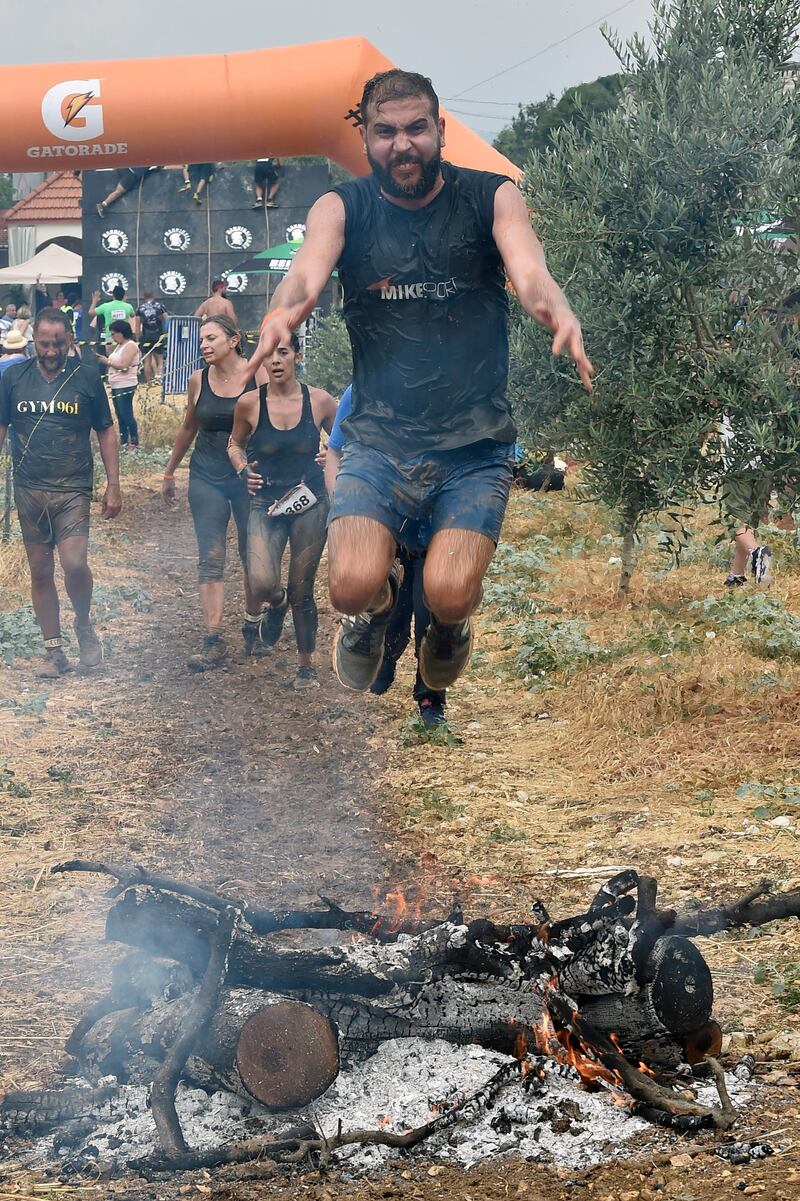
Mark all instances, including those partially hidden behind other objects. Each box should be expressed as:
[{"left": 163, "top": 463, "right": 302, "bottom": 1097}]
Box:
[{"left": 329, "top": 439, "right": 514, "bottom": 553}]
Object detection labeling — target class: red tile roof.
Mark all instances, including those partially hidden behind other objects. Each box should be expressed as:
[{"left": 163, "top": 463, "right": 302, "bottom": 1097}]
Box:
[{"left": 5, "top": 172, "right": 82, "bottom": 224}]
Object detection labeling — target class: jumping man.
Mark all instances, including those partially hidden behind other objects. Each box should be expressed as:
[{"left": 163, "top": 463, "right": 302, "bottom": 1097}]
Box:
[{"left": 248, "top": 69, "right": 593, "bottom": 693}]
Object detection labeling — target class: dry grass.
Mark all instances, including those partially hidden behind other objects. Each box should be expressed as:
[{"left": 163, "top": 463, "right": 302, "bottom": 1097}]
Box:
[
  {"left": 134, "top": 384, "right": 184, "bottom": 448},
  {"left": 0, "top": 538, "right": 30, "bottom": 603}
]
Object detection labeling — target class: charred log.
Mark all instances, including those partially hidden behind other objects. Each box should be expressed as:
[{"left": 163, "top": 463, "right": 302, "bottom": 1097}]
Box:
[
  {"left": 105, "top": 888, "right": 530, "bottom": 994},
  {"left": 0, "top": 1086, "right": 118, "bottom": 1134}
]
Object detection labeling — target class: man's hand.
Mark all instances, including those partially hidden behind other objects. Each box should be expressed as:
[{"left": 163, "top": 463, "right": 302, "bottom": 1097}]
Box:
[
  {"left": 315, "top": 447, "right": 328, "bottom": 468},
  {"left": 91, "top": 290, "right": 101, "bottom": 304},
  {"left": 240, "top": 312, "right": 295, "bottom": 385},
  {"left": 532, "top": 301, "right": 594, "bottom": 392},
  {"left": 161, "top": 477, "right": 177, "bottom": 506},
  {"left": 101, "top": 484, "right": 122, "bottom": 519}
]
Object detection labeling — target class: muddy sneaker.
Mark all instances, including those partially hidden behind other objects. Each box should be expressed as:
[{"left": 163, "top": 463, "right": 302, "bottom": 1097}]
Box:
[
  {"left": 178, "top": 180, "right": 191, "bottom": 193},
  {"left": 193, "top": 192, "right": 203, "bottom": 205},
  {"left": 38, "top": 646, "right": 71, "bottom": 678},
  {"left": 188, "top": 634, "right": 227, "bottom": 672},
  {"left": 418, "top": 697, "right": 447, "bottom": 727},
  {"left": 333, "top": 563, "right": 403, "bottom": 691},
  {"left": 293, "top": 665, "right": 320, "bottom": 690},
  {"left": 95, "top": 202, "right": 107, "bottom": 218},
  {"left": 723, "top": 573, "right": 747, "bottom": 587},
  {"left": 260, "top": 589, "right": 290, "bottom": 647},
  {"left": 750, "top": 545, "right": 773, "bottom": 586},
  {"left": 242, "top": 617, "right": 272, "bottom": 658},
  {"left": 74, "top": 621, "right": 103, "bottom": 669},
  {"left": 419, "top": 617, "right": 473, "bottom": 690}
]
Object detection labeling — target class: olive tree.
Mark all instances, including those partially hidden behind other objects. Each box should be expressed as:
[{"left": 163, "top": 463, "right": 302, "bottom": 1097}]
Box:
[{"left": 511, "top": 0, "right": 800, "bottom": 593}]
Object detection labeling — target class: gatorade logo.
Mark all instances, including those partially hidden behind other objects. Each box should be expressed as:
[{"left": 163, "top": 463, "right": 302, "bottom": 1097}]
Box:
[{"left": 41, "top": 78, "right": 104, "bottom": 142}]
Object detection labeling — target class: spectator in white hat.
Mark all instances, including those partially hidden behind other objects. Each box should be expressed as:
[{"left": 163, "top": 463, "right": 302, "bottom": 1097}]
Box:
[{"left": 0, "top": 329, "right": 29, "bottom": 375}]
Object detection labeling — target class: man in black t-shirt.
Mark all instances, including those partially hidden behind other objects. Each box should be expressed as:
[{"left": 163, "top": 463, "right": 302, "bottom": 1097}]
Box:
[
  {"left": 0, "top": 308, "right": 122, "bottom": 677},
  {"left": 135, "top": 291, "right": 168, "bottom": 383},
  {"left": 247, "top": 69, "right": 593, "bottom": 696}
]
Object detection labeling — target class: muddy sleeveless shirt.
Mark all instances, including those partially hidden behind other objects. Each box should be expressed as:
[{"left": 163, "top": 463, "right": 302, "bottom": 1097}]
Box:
[
  {"left": 331, "top": 163, "right": 516, "bottom": 458},
  {"left": 189, "top": 367, "right": 246, "bottom": 485},
  {"left": 247, "top": 382, "right": 324, "bottom": 496}
]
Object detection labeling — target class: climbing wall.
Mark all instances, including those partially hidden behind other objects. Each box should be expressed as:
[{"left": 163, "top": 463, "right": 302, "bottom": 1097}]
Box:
[{"left": 81, "top": 161, "right": 330, "bottom": 337}]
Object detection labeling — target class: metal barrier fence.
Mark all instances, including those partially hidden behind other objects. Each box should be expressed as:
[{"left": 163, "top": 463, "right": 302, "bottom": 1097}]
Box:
[{"left": 162, "top": 315, "right": 202, "bottom": 399}]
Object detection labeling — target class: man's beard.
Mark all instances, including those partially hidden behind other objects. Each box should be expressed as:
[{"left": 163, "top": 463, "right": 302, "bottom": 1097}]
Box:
[{"left": 367, "top": 145, "right": 442, "bottom": 200}]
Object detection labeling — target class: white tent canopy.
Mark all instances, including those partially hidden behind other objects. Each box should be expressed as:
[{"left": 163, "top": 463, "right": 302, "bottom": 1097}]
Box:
[{"left": 0, "top": 242, "right": 81, "bottom": 285}]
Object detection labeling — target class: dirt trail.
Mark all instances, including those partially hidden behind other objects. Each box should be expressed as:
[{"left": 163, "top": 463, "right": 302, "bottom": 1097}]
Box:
[{"left": 0, "top": 477, "right": 411, "bottom": 1093}]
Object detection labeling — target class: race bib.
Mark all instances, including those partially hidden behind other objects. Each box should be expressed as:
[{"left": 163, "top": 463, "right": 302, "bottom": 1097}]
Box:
[{"left": 267, "top": 483, "right": 318, "bottom": 518}]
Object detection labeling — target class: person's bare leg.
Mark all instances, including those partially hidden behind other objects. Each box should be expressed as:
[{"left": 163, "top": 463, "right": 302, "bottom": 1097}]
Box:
[
  {"left": 327, "top": 516, "right": 395, "bottom": 615},
  {"left": 25, "top": 543, "right": 60, "bottom": 639},
  {"left": 56, "top": 535, "right": 92, "bottom": 627},
  {"left": 422, "top": 528, "right": 496, "bottom": 624},
  {"left": 417, "top": 528, "right": 496, "bottom": 690},
  {"left": 198, "top": 581, "right": 224, "bottom": 632},
  {"left": 98, "top": 184, "right": 125, "bottom": 214},
  {"left": 328, "top": 516, "right": 397, "bottom": 691},
  {"left": 731, "top": 527, "right": 757, "bottom": 576}
]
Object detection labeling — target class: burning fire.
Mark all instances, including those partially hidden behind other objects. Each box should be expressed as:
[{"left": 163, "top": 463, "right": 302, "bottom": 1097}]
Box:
[
  {"left": 370, "top": 884, "right": 428, "bottom": 936},
  {"left": 534, "top": 997, "right": 628, "bottom": 1100}
]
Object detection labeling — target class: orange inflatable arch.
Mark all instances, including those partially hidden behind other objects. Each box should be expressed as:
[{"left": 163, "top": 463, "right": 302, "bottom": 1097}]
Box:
[{"left": 0, "top": 37, "right": 520, "bottom": 180}]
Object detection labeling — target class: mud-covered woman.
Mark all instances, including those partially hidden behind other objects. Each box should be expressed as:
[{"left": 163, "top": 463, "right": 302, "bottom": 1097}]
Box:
[
  {"left": 228, "top": 333, "right": 337, "bottom": 690},
  {"left": 161, "top": 314, "right": 269, "bottom": 670}
]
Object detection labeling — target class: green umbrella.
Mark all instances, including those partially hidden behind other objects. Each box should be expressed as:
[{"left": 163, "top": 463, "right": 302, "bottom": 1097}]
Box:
[
  {"left": 229, "top": 239, "right": 295, "bottom": 274},
  {"left": 230, "top": 239, "right": 338, "bottom": 277}
]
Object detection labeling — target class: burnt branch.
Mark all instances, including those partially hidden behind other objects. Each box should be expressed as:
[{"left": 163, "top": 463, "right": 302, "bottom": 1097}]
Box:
[
  {"left": 149, "top": 907, "right": 239, "bottom": 1159},
  {"left": 51, "top": 860, "right": 447, "bottom": 940},
  {"left": 672, "top": 880, "right": 800, "bottom": 937},
  {"left": 548, "top": 994, "right": 735, "bottom": 1131}
]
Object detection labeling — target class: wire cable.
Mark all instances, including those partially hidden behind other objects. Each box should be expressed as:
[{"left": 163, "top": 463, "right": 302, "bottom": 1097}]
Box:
[{"left": 449, "top": 0, "right": 638, "bottom": 99}]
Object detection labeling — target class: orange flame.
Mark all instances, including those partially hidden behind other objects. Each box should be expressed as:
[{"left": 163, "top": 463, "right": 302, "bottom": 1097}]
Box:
[
  {"left": 370, "top": 883, "right": 428, "bottom": 936},
  {"left": 533, "top": 985, "right": 628, "bottom": 1098}
]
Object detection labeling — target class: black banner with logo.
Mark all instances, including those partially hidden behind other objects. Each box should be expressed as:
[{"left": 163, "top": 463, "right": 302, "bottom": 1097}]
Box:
[{"left": 81, "top": 161, "right": 330, "bottom": 339}]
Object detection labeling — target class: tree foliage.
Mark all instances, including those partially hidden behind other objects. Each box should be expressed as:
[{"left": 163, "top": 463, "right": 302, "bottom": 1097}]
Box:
[
  {"left": 511, "top": 0, "right": 800, "bottom": 592},
  {"left": 493, "top": 74, "right": 623, "bottom": 167},
  {"left": 0, "top": 175, "right": 13, "bottom": 209},
  {"left": 303, "top": 305, "right": 353, "bottom": 397}
]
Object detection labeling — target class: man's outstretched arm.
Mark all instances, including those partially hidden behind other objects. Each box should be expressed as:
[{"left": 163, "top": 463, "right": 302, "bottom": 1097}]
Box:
[
  {"left": 493, "top": 181, "right": 594, "bottom": 392},
  {"left": 245, "top": 192, "right": 346, "bottom": 380}
]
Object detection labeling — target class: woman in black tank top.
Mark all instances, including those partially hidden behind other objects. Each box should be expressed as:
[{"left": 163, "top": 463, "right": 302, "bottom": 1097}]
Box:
[
  {"left": 162, "top": 315, "right": 269, "bottom": 671},
  {"left": 229, "top": 333, "right": 337, "bottom": 690}
]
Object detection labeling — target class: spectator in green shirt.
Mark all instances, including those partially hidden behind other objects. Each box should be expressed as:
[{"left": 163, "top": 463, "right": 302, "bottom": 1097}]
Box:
[{"left": 89, "top": 285, "right": 137, "bottom": 346}]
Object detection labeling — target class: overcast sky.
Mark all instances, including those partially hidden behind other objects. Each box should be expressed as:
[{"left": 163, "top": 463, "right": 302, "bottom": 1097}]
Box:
[{"left": 4, "top": 0, "right": 654, "bottom": 143}]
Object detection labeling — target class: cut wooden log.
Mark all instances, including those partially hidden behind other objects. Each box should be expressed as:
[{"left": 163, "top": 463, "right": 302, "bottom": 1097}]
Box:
[{"left": 77, "top": 990, "right": 339, "bottom": 1110}]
